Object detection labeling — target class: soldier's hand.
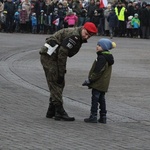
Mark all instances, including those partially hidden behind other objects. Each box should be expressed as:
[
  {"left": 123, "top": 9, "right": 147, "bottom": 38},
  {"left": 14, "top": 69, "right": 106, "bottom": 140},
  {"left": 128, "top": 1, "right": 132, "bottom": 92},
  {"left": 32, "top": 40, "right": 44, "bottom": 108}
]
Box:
[{"left": 82, "top": 79, "right": 90, "bottom": 86}]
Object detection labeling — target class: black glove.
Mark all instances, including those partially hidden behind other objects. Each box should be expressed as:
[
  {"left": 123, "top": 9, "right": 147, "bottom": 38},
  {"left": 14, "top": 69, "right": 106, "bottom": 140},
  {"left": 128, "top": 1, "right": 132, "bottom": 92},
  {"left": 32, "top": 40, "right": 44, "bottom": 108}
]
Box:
[
  {"left": 57, "top": 76, "right": 64, "bottom": 84},
  {"left": 82, "top": 79, "right": 90, "bottom": 86}
]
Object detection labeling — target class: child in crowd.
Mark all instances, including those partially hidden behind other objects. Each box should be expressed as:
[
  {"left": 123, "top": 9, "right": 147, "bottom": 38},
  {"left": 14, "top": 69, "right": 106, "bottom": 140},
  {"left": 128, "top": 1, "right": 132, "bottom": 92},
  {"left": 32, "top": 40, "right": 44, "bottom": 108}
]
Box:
[
  {"left": 20, "top": 6, "right": 27, "bottom": 33},
  {"left": 31, "top": 12, "right": 37, "bottom": 34},
  {"left": 14, "top": 11, "right": 20, "bottom": 32},
  {"left": 0, "top": 11, "right": 7, "bottom": 32},
  {"left": 131, "top": 13, "right": 140, "bottom": 38},
  {"left": 52, "top": 7, "right": 59, "bottom": 33},
  {"left": 64, "top": 9, "right": 78, "bottom": 27},
  {"left": 107, "top": 9, "right": 118, "bottom": 39},
  {"left": 126, "top": 15, "right": 133, "bottom": 38},
  {"left": 82, "top": 38, "right": 116, "bottom": 124},
  {"left": 39, "top": 10, "right": 45, "bottom": 34}
]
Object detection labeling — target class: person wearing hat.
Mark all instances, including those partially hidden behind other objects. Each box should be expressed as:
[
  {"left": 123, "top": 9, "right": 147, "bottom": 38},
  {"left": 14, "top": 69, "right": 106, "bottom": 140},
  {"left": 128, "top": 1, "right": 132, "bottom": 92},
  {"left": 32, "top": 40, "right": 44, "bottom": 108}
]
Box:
[
  {"left": 40, "top": 22, "right": 97, "bottom": 121},
  {"left": 138, "top": 2, "right": 150, "bottom": 39},
  {"left": 131, "top": 13, "right": 140, "bottom": 38},
  {"left": 82, "top": 38, "right": 116, "bottom": 123}
]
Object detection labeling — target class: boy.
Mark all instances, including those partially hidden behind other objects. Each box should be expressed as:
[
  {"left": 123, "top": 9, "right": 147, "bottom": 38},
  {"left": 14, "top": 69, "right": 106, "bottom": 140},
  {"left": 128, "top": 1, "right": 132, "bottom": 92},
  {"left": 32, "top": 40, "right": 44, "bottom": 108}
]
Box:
[
  {"left": 31, "top": 13, "right": 37, "bottom": 34},
  {"left": 82, "top": 38, "right": 116, "bottom": 123},
  {"left": 131, "top": 13, "right": 140, "bottom": 38}
]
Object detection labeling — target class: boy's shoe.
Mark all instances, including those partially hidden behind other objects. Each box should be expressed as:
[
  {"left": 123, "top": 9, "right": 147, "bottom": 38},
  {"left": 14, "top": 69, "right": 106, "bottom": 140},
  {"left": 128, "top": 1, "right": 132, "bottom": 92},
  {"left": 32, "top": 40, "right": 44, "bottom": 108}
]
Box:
[
  {"left": 98, "top": 116, "right": 106, "bottom": 124},
  {"left": 84, "top": 115, "right": 97, "bottom": 123}
]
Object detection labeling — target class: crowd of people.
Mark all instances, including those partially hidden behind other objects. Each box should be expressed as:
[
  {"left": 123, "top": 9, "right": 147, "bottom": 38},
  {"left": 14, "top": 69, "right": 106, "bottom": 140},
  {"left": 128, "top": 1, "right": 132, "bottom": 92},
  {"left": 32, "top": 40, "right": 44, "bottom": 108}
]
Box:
[{"left": 0, "top": 0, "right": 150, "bottom": 39}]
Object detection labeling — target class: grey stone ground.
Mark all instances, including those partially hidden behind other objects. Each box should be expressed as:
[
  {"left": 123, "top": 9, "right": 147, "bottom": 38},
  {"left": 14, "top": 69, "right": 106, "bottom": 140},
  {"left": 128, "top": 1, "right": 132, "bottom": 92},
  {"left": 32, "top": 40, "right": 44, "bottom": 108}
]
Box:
[{"left": 0, "top": 33, "right": 150, "bottom": 150}]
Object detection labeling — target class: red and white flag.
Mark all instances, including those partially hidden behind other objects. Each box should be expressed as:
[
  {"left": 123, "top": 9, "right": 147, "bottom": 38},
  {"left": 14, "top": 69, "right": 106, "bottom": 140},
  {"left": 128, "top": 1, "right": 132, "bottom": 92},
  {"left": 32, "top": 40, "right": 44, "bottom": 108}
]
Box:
[
  {"left": 53, "top": 18, "right": 60, "bottom": 26},
  {"left": 99, "top": 0, "right": 108, "bottom": 8}
]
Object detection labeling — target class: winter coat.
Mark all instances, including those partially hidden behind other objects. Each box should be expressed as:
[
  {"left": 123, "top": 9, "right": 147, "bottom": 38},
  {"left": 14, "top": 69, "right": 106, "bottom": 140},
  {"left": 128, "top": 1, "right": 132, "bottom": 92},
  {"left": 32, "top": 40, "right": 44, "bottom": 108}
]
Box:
[
  {"left": 131, "top": 17, "right": 140, "bottom": 28},
  {"left": 104, "top": 8, "right": 111, "bottom": 30},
  {"left": 64, "top": 14, "right": 78, "bottom": 26},
  {"left": 87, "top": 3, "right": 96, "bottom": 18},
  {"left": 88, "top": 51, "right": 114, "bottom": 92},
  {"left": 21, "top": 1, "right": 31, "bottom": 21},
  {"left": 20, "top": 9, "right": 27, "bottom": 24},
  {"left": 0, "top": 1, "right": 4, "bottom": 12},
  {"left": 127, "top": 5, "right": 135, "bottom": 17},
  {"left": 139, "top": 7, "right": 150, "bottom": 27},
  {"left": 4, "top": 1, "right": 15, "bottom": 15},
  {"left": 107, "top": 11, "right": 118, "bottom": 28},
  {"left": 31, "top": 16, "right": 37, "bottom": 26}
]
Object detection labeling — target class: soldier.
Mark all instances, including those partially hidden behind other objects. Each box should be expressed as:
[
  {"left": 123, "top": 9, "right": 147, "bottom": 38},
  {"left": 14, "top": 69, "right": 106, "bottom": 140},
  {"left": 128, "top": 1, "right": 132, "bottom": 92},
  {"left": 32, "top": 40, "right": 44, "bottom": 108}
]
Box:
[{"left": 40, "top": 22, "right": 97, "bottom": 121}]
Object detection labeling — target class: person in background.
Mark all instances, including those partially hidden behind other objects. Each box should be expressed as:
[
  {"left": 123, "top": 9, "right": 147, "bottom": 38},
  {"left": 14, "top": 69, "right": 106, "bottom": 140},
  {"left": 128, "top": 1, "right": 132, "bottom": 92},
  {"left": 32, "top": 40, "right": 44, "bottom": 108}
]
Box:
[
  {"left": 38, "top": 9, "right": 45, "bottom": 34},
  {"left": 39, "top": 22, "right": 97, "bottom": 121},
  {"left": 82, "top": 38, "right": 116, "bottom": 124},
  {"left": 4, "top": 0, "right": 15, "bottom": 32},
  {"left": 21, "top": 0, "right": 31, "bottom": 32},
  {"left": 0, "top": 10, "right": 7, "bottom": 32},
  {"left": 64, "top": 9, "right": 78, "bottom": 27},
  {"left": 107, "top": 8, "right": 118, "bottom": 39},
  {"left": 14, "top": 10, "right": 20, "bottom": 32},
  {"left": 126, "top": 15, "right": 133, "bottom": 38},
  {"left": 104, "top": 3, "right": 112, "bottom": 36},
  {"left": 115, "top": 2, "right": 127, "bottom": 37},
  {"left": 139, "top": 2, "right": 150, "bottom": 39},
  {"left": 19, "top": 6, "right": 27, "bottom": 33},
  {"left": 131, "top": 13, "right": 140, "bottom": 38},
  {"left": 31, "top": 12, "right": 37, "bottom": 33},
  {"left": 0, "top": 0, "right": 4, "bottom": 30}
]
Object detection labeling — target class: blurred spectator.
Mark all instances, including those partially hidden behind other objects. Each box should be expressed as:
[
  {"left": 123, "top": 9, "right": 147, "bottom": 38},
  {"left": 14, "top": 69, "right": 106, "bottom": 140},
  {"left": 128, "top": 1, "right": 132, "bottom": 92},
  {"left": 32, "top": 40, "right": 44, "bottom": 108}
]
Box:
[
  {"left": 64, "top": 9, "right": 78, "bottom": 27},
  {"left": 21, "top": 0, "right": 31, "bottom": 32},
  {"left": 19, "top": 6, "right": 27, "bottom": 33},
  {"left": 126, "top": 15, "right": 133, "bottom": 38},
  {"left": 31, "top": 12, "right": 37, "bottom": 33},
  {"left": 139, "top": 2, "right": 150, "bottom": 39},
  {"left": 4, "top": 0, "right": 15, "bottom": 32},
  {"left": 87, "top": 0, "right": 96, "bottom": 22},
  {"left": 131, "top": 13, "right": 140, "bottom": 38},
  {"left": 104, "top": 3, "right": 111, "bottom": 36},
  {"left": 38, "top": 9, "right": 44, "bottom": 33},
  {"left": 115, "top": 2, "right": 127, "bottom": 37},
  {"left": 107, "top": 8, "right": 118, "bottom": 39},
  {"left": 14, "top": 10, "right": 20, "bottom": 32}
]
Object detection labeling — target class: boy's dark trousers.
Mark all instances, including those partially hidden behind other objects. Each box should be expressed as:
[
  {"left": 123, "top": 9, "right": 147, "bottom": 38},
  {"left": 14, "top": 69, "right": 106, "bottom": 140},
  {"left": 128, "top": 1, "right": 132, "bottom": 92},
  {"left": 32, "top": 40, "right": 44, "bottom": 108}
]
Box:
[
  {"left": 84, "top": 89, "right": 107, "bottom": 123},
  {"left": 91, "top": 89, "right": 107, "bottom": 116}
]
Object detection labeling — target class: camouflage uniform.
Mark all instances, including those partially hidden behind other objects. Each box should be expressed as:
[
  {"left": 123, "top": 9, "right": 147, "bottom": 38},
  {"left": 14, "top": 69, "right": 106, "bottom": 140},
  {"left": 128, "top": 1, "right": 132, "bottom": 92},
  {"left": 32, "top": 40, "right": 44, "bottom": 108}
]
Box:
[{"left": 40, "top": 27, "right": 87, "bottom": 106}]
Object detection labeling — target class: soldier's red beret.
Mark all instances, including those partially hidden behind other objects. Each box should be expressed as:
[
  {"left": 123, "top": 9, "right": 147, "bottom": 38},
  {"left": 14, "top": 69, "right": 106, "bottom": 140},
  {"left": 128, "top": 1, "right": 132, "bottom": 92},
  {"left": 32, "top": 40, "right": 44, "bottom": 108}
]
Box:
[{"left": 83, "top": 22, "right": 98, "bottom": 34}]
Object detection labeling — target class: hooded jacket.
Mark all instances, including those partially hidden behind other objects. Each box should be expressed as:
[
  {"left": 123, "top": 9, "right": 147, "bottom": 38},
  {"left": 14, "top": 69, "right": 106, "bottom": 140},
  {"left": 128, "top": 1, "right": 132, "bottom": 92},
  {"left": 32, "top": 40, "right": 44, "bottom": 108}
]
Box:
[{"left": 88, "top": 51, "right": 114, "bottom": 92}]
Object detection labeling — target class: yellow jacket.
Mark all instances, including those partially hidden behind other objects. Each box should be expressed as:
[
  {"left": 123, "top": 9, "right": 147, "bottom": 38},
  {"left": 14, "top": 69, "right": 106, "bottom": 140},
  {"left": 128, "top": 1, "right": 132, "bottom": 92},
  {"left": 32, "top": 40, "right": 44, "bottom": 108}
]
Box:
[{"left": 115, "top": 7, "right": 126, "bottom": 21}]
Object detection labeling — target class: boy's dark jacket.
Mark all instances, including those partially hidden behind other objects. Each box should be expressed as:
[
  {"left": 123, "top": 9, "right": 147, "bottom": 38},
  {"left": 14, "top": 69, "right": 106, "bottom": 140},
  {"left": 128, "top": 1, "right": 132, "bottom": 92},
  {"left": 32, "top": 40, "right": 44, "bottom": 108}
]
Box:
[{"left": 88, "top": 51, "right": 114, "bottom": 92}]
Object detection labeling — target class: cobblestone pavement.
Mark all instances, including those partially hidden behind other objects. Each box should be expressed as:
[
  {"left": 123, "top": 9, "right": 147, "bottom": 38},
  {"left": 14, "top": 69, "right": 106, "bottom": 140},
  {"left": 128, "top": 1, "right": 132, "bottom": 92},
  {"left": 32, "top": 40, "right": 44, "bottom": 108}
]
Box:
[{"left": 0, "top": 33, "right": 150, "bottom": 150}]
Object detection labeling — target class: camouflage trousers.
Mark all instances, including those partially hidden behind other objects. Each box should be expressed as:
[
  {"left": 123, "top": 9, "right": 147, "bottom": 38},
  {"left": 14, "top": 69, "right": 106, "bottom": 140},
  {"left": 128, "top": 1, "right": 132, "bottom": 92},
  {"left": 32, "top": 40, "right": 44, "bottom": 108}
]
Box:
[{"left": 40, "top": 54, "right": 65, "bottom": 105}]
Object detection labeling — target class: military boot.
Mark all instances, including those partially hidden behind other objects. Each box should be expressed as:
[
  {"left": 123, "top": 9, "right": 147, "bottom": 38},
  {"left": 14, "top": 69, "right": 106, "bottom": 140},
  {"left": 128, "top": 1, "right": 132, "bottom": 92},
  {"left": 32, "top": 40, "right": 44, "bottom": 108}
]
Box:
[
  {"left": 54, "top": 104, "right": 75, "bottom": 121},
  {"left": 46, "top": 102, "right": 55, "bottom": 118},
  {"left": 98, "top": 113, "right": 106, "bottom": 124},
  {"left": 84, "top": 114, "right": 97, "bottom": 123}
]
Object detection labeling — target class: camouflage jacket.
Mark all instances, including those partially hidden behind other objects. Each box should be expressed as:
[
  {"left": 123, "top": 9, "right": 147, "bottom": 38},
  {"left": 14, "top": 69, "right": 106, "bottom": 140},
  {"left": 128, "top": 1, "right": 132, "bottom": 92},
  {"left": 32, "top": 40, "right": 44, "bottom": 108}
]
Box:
[{"left": 39, "top": 27, "right": 87, "bottom": 78}]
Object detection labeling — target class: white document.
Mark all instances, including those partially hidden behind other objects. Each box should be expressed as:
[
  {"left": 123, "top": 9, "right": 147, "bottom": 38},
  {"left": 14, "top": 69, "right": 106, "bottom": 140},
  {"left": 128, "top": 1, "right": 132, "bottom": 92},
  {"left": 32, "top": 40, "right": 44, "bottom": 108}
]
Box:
[{"left": 44, "top": 43, "right": 58, "bottom": 56}]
